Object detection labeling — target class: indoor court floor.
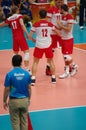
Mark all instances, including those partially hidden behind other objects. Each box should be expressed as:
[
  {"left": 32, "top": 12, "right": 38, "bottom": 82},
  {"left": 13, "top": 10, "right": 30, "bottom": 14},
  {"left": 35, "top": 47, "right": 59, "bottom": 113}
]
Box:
[{"left": 0, "top": 24, "right": 86, "bottom": 130}]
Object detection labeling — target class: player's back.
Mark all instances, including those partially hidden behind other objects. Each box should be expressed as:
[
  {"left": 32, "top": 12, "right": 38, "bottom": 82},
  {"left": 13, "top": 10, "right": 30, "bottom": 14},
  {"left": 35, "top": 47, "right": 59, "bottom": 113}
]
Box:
[
  {"left": 32, "top": 19, "right": 55, "bottom": 48},
  {"left": 6, "top": 14, "right": 24, "bottom": 38}
]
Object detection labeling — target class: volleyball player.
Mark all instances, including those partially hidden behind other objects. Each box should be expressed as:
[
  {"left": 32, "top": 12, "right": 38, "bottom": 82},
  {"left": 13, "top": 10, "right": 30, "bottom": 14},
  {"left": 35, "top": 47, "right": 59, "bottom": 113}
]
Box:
[
  {"left": 46, "top": 0, "right": 64, "bottom": 76},
  {"left": 0, "top": 6, "right": 30, "bottom": 72},
  {"left": 57, "top": 4, "right": 78, "bottom": 78},
  {"left": 29, "top": 9, "right": 60, "bottom": 85}
]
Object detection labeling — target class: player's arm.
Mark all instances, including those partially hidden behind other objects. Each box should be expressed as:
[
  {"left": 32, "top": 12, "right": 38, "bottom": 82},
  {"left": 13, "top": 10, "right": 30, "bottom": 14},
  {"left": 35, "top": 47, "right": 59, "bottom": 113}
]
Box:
[
  {"left": 52, "top": 26, "right": 61, "bottom": 37},
  {"left": 19, "top": 18, "right": 29, "bottom": 38},
  {"left": 57, "top": 20, "right": 73, "bottom": 32},
  {"left": 0, "top": 21, "right": 8, "bottom": 27},
  {"left": 28, "top": 84, "right": 32, "bottom": 99},
  {"left": 3, "top": 87, "right": 10, "bottom": 110},
  {"left": 28, "top": 30, "right": 36, "bottom": 43},
  {"left": 54, "top": 28, "right": 61, "bottom": 37},
  {"left": 46, "top": 10, "right": 52, "bottom": 22},
  {"left": 61, "top": 23, "right": 73, "bottom": 32}
]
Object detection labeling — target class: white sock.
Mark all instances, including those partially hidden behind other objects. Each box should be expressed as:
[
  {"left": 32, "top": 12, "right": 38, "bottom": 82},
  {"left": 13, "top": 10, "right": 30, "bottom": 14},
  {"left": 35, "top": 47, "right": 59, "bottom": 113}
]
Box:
[
  {"left": 65, "top": 66, "right": 70, "bottom": 74},
  {"left": 47, "top": 63, "right": 50, "bottom": 67},
  {"left": 32, "top": 76, "right": 35, "bottom": 79},
  {"left": 52, "top": 75, "right": 56, "bottom": 78}
]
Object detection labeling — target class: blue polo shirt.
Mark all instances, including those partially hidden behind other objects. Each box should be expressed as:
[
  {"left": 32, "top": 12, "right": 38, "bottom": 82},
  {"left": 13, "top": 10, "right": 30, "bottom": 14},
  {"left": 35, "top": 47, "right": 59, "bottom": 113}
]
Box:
[{"left": 4, "top": 67, "right": 32, "bottom": 98}]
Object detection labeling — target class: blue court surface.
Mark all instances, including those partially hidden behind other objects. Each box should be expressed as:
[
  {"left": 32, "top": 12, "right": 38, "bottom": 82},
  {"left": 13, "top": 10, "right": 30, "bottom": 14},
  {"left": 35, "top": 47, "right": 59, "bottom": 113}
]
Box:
[
  {"left": 0, "top": 26, "right": 35, "bottom": 50},
  {"left": 0, "top": 106, "right": 86, "bottom": 130},
  {"left": 0, "top": 24, "right": 86, "bottom": 50}
]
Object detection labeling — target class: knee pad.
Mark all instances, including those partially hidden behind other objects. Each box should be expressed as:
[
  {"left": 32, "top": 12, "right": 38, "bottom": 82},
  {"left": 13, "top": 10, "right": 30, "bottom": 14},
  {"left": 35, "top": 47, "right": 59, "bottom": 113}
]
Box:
[
  {"left": 64, "top": 55, "right": 72, "bottom": 61},
  {"left": 24, "top": 52, "right": 29, "bottom": 61}
]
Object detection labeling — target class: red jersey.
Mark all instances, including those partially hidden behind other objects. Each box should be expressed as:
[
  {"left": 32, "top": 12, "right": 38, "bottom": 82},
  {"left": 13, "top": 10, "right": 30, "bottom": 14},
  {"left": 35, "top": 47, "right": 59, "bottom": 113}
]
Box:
[
  {"left": 5, "top": 14, "right": 29, "bottom": 51},
  {"left": 6, "top": 14, "right": 24, "bottom": 38}
]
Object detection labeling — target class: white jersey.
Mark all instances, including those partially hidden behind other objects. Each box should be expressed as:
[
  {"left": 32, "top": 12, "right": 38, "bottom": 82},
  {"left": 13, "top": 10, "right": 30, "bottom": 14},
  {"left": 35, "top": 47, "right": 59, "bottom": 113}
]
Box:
[
  {"left": 31, "top": 19, "right": 55, "bottom": 49},
  {"left": 47, "top": 6, "right": 61, "bottom": 34},
  {"left": 60, "top": 13, "right": 74, "bottom": 40}
]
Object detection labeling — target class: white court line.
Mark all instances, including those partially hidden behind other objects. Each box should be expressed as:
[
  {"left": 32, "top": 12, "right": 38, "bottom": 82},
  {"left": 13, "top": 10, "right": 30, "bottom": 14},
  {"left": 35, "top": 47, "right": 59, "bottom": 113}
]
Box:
[
  {"left": 0, "top": 49, "right": 12, "bottom": 51},
  {"left": 0, "top": 46, "right": 86, "bottom": 52},
  {"left": 74, "top": 47, "right": 86, "bottom": 52},
  {"left": 29, "top": 105, "right": 86, "bottom": 113},
  {"left": 0, "top": 105, "right": 86, "bottom": 116}
]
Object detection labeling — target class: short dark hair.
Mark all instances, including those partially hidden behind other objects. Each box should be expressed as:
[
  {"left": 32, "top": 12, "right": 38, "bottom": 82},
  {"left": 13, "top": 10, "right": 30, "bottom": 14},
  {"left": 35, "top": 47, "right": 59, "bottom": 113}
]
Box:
[
  {"left": 61, "top": 4, "right": 69, "bottom": 12},
  {"left": 39, "top": 9, "right": 47, "bottom": 19},
  {"left": 12, "top": 54, "right": 22, "bottom": 67}
]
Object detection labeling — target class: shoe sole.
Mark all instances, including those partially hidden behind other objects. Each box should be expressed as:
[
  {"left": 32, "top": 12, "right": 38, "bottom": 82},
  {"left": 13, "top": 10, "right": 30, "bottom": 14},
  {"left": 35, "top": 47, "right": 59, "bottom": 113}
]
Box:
[
  {"left": 70, "top": 70, "right": 77, "bottom": 77},
  {"left": 52, "top": 82, "right": 56, "bottom": 84},
  {"left": 59, "top": 74, "right": 70, "bottom": 79}
]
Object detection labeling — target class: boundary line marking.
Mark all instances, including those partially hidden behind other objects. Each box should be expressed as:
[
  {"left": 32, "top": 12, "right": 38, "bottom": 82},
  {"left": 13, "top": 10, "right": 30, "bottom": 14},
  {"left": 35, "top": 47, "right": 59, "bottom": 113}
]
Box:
[{"left": 0, "top": 105, "right": 86, "bottom": 116}]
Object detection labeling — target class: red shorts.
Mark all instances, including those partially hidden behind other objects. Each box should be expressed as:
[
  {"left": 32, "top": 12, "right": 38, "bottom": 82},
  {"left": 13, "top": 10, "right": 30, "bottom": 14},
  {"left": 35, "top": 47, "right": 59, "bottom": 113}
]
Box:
[
  {"left": 51, "top": 35, "right": 62, "bottom": 48},
  {"left": 13, "top": 36, "right": 29, "bottom": 52},
  {"left": 33, "top": 45, "right": 53, "bottom": 59},
  {"left": 61, "top": 38, "right": 74, "bottom": 54}
]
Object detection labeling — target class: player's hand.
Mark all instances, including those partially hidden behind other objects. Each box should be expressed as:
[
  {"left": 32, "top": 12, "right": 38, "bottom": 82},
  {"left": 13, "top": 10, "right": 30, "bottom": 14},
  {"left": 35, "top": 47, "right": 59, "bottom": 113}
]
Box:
[
  {"left": 57, "top": 20, "right": 62, "bottom": 28},
  {"left": 32, "top": 38, "right": 36, "bottom": 43},
  {"left": 3, "top": 102, "right": 8, "bottom": 110},
  {"left": 28, "top": 34, "right": 32, "bottom": 40}
]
